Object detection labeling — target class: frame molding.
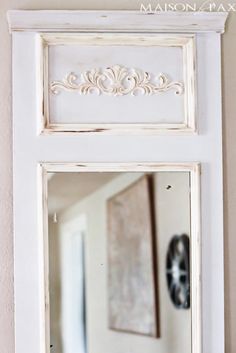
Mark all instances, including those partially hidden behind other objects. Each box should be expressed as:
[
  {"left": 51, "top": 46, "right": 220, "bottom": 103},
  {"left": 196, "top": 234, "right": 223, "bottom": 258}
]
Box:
[
  {"left": 39, "top": 162, "right": 201, "bottom": 353},
  {"left": 7, "top": 10, "right": 228, "bottom": 33},
  {"left": 40, "top": 33, "right": 196, "bottom": 134}
]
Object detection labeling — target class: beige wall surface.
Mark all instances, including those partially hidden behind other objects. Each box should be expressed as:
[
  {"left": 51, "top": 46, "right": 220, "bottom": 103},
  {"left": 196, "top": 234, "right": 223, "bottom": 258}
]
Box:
[{"left": 0, "top": 1, "right": 235, "bottom": 353}]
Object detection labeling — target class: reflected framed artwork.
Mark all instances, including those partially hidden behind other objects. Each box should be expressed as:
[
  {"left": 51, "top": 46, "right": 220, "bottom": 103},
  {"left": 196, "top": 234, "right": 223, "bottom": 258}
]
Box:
[{"left": 107, "top": 175, "right": 159, "bottom": 337}]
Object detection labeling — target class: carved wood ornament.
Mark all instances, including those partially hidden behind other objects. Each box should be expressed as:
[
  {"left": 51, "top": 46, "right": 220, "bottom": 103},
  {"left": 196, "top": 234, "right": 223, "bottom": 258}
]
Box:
[{"left": 50, "top": 65, "right": 184, "bottom": 97}]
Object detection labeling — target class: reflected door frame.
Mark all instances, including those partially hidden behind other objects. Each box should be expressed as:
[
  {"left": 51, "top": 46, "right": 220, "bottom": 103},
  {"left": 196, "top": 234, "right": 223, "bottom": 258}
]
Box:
[{"left": 54, "top": 214, "right": 87, "bottom": 353}]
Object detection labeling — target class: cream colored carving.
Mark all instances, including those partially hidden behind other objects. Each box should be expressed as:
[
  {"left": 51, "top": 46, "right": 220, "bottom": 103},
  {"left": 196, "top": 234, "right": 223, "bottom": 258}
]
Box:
[{"left": 50, "top": 65, "right": 184, "bottom": 96}]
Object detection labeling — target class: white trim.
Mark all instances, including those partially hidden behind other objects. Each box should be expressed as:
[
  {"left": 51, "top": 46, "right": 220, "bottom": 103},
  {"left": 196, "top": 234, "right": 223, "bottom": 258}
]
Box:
[
  {"left": 7, "top": 10, "right": 228, "bottom": 34},
  {"left": 42, "top": 161, "right": 199, "bottom": 172}
]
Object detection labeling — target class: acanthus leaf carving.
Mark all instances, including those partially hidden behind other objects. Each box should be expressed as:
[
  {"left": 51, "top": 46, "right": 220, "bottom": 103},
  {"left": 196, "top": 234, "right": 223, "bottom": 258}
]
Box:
[{"left": 50, "top": 65, "right": 184, "bottom": 97}]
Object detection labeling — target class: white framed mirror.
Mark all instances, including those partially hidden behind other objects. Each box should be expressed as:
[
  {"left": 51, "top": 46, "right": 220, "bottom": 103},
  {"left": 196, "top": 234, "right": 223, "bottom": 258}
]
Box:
[
  {"left": 8, "top": 10, "right": 227, "bottom": 353},
  {"left": 41, "top": 163, "right": 200, "bottom": 353}
]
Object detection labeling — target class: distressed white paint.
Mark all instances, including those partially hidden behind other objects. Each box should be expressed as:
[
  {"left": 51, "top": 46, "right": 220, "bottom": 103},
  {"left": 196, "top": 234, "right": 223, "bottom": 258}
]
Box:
[
  {"left": 7, "top": 10, "right": 228, "bottom": 33},
  {"left": 42, "top": 34, "right": 195, "bottom": 133},
  {"left": 9, "top": 10, "right": 227, "bottom": 353}
]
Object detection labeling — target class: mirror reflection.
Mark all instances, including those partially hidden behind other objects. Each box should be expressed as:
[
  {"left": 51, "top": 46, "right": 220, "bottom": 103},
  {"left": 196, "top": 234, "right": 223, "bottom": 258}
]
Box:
[{"left": 47, "top": 172, "right": 191, "bottom": 353}]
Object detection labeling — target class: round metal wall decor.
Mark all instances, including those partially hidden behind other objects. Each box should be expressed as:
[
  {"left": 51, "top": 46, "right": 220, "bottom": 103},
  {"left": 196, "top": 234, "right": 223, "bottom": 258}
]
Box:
[{"left": 166, "top": 234, "right": 190, "bottom": 309}]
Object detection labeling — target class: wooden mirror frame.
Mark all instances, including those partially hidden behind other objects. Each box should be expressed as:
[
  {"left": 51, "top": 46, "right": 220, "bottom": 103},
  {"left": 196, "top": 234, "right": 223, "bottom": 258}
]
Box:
[{"left": 8, "top": 10, "right": 227, "bottom": 353}]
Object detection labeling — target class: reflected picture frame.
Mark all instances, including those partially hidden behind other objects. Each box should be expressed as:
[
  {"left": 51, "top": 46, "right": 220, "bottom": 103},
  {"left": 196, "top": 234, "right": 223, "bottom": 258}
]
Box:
[{"left": 107, "top": 174, "right": 160, "bottom": 337}]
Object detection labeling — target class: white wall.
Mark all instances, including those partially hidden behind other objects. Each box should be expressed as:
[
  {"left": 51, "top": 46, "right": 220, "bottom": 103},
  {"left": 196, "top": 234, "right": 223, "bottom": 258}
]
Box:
[{"left": 49, "top": 172, "right": 191, "bottom": 353}]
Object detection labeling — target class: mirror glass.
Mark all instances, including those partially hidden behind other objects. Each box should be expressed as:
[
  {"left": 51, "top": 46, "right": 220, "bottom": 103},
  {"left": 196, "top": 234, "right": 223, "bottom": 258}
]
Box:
[{"left": 47, "top": 171, "right": 191, "bottom": 353}]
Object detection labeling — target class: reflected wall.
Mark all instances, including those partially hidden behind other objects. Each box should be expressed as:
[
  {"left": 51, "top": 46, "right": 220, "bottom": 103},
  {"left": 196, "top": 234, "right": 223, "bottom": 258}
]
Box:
[{"left": 48, "top": 172, "right": 191, "bottom": 353}]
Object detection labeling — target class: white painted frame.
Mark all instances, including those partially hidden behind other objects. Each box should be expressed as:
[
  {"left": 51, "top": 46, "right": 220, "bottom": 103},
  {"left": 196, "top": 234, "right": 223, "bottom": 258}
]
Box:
[
  {"left": 8, "top": 10, "right": 227, "bottom": 353},
  {"left": 7, "top": 10, "right": 228, "bottom": 33},
  {"left": 40, "top": 33, "right": 196, "bottom": 134}
]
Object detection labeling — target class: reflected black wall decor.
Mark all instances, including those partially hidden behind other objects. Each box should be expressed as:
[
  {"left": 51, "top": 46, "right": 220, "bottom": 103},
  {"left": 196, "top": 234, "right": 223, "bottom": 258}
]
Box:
[{"left": 166, "top": 234, "right": 190, "bottom": 309}]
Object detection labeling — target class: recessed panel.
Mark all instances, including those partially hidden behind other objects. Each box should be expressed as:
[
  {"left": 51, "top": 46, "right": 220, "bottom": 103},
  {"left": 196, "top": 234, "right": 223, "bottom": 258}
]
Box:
[{"left": 42, "top": 34, "right": 196, "bottom": 133}]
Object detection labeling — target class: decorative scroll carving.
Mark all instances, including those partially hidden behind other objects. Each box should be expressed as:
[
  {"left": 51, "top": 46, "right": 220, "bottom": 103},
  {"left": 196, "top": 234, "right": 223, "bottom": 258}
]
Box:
[{"left": 50, "top": 65, "right": 184, "bottom": 97}]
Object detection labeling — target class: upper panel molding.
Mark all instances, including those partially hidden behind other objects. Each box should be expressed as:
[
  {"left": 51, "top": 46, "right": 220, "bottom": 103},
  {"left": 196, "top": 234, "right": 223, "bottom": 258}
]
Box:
[{"left": 7, "top": 10, "right": 228, "bottom": 34}]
